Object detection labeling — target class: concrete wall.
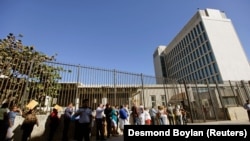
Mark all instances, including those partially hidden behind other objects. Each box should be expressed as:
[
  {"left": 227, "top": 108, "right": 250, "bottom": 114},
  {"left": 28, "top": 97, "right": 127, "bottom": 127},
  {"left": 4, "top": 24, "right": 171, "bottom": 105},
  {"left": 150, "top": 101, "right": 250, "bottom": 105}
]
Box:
[
  {"left": 227, "top": 107, "right": 249, "bottom": 120},
  {"left": 11, "top": 114, "right": 76, "bottom": 141}
]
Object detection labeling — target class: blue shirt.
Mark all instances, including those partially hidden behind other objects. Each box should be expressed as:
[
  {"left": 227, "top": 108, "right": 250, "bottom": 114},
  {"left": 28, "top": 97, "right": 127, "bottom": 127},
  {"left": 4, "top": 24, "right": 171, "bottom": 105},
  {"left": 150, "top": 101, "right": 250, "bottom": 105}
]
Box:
[
  {"left": 64, "top": 107, "right": 73, "bottom": 119},
  {"left": 119, "top": 108, "right": 128, "bottom": 120},
  {"left": 8, "top": 111, "right": 18, "bottom": 126},
  {"left": 74, "top": 107, "right": 92, "bottom": 123}
]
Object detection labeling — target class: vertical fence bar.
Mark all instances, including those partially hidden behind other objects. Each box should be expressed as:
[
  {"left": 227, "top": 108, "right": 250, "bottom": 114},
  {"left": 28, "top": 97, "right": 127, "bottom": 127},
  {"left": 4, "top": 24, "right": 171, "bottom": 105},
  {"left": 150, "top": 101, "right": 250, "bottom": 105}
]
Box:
[
  {"left": 229, "top": 80, "right": 239, "bottom": 106},
  {"left": 163, "top": 77, "right": 168, "bottom": 104},
  {"left": 215, "top": 80, "right": 228, "bottom": 120},
  {"left": 195, "top": 80, "right": 206, "bottom": 122},
  {"left": 140, "top": 73, "right": 145, "bottom": 106},
  {"left": 241, "top": 80, "right": 250, "bottom": 100},
  {"left": 206, "top": 79, "right": 218, "bottom": 121},
  {"left": 21, "top": 60, "right": 34, "bottom": 108},
  {"left": 184, "top": 80, "right": 193, "bottom": 123},
  {"left": 113, "top": 69, "right": 117, "bottom": 106},
  {"left": 75, "top": 65, "right": 80, "bottom": 110}
]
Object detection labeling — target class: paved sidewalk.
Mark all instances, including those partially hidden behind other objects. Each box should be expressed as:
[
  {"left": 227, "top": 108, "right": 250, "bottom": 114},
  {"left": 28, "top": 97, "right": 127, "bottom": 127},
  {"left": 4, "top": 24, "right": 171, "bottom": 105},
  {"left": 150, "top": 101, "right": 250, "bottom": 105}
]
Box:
[
  {"left": 96, "top": 120, "right": 250, "bottom": 141},
  {"left": 90, "top": 134, "right": 123, "bottom": 141},
  {"left": 188, "top": 120, "right": 250, "bottom": 125}
]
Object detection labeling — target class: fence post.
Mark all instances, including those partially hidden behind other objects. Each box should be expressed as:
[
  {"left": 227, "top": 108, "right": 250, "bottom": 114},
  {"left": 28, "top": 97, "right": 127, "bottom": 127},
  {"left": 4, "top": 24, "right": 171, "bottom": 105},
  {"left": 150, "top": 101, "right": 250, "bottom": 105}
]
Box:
[
  {"left": 75, "top": 64, "right": 80, "bottom": 111},
  {"left": 241, "top": 80, "right": 250, "bottom": 100},
  {"left": 205, "top": 79, "right": 218, "bottom": 121},
  {"left": 140, "top": 73, "right": 145, "bottom": 106},
  {"left": 21, "top": 60, "right": 34, "bottom": 108},
  {"left": 162, "top": 77, "right": 168, "bottom": 104},
  {"left": 113, "top": 69, "right": 117, "bottom": 106},
  {"left": 183, "top": 80, "right": 194, "bottom": 123},
  {"left": 215, "top": 81, "right": 228, "bottom": 120},
  {"left": 195, "top": 80, "right": 206, "bottom": 122},
  {"left": 229, "top": 80, "right": 239, "bottom": 106}
]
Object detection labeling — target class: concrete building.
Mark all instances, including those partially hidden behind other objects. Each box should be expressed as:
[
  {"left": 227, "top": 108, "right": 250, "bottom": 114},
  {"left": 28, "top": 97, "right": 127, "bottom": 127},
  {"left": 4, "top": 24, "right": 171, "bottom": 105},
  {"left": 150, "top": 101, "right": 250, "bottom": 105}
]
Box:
[
  {"left": 153, "top": 45, "right": 167, "bottom": 83},
  {"left": 153, "top": 8, "right": 250, "bottom": 83}
]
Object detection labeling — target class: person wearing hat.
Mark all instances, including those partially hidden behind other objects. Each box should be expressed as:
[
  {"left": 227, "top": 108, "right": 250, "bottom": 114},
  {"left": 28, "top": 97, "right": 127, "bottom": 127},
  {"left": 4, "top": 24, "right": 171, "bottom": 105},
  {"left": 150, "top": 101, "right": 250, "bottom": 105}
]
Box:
[{"left": 72, "top": 99, "right": 92, "bottom": 141}]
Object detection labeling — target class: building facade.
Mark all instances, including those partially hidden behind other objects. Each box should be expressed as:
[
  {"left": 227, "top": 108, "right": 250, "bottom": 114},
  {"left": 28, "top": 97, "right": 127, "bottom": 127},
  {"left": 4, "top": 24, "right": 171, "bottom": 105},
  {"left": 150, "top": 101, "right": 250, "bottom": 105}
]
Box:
[
  {"left": 153, "top": 45, "right": 167, "bottom": 83},
  {"left": 153, "top": 8, "right": 250, "bottom": 83}
]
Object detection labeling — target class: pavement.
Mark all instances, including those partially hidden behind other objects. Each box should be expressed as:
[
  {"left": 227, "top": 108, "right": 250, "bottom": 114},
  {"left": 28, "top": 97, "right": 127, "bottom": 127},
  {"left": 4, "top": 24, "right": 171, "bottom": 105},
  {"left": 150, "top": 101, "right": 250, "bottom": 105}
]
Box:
[
  {"left": 95, "top": 120, "right": 250, "bottom": 141},
  {"left": 187, "top": 119, "right": 250, "bottom": 125}
]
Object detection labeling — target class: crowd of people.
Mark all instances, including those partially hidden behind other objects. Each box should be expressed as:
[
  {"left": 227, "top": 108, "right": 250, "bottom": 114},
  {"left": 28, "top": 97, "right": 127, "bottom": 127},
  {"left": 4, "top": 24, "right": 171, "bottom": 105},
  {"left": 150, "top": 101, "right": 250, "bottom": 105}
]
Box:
[
  {"left": 69, "top": 100, "right": 189, "bottom": 141},
  {"left": 0, "top": 100, "right": 189, "bottom": 141},
  {"left": 47, "top": 100, "right": 189, "bottom": 141}
]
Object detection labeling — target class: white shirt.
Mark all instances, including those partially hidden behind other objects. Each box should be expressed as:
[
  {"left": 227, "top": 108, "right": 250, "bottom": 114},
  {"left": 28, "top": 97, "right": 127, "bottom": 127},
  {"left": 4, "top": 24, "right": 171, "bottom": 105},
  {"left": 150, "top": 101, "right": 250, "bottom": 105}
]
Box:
[
  {"left": 144, "top": 110, "right": 151, "bottom": 121},
  {"left": 139, "top": 112, "right": 145, "bottom": 125},
  {"left": 96, "top": 106, "right": 105, "bottom": 119}
]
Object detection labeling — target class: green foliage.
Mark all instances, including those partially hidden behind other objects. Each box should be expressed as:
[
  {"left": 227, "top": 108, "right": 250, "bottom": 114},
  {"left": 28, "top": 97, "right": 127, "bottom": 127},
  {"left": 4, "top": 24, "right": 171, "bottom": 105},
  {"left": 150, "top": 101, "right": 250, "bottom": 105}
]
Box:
[{"left": 0, "top": 33, "right": 62, "bottom": 107}]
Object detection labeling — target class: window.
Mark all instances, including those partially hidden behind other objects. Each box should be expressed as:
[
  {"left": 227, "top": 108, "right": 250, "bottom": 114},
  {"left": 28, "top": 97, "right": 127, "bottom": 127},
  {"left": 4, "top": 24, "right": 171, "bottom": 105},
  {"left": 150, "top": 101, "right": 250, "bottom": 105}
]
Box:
[
  {"left": 161, "top": 95, "right": 166, "bottom": 106},
  {"left": 222, "top": 96, "right": 237, "bottom": 106},
  {"left": 151, "top": 95, "right": 156, "bottom": 107}
]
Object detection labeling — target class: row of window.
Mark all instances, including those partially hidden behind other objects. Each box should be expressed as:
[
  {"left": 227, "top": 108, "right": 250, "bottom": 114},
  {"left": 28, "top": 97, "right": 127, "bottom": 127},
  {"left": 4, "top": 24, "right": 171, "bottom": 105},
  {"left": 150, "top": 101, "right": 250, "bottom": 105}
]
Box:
[{"left": 163, "top": 20, "right": 221, "bottom": 83}]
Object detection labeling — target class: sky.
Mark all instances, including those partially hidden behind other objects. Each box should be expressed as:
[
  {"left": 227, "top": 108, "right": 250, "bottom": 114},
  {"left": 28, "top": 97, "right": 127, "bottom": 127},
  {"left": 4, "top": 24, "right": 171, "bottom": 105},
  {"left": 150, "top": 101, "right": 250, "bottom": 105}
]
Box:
[{"left": 0, "top": 0, "right": 249, "bottom": 76}]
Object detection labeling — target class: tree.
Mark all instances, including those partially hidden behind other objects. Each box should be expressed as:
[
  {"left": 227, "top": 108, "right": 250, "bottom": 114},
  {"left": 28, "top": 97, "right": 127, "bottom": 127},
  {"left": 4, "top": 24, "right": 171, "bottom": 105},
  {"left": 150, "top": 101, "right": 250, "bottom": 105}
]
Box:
[{"left": 0, "top": 33, "right": 63, "bottom": 108}]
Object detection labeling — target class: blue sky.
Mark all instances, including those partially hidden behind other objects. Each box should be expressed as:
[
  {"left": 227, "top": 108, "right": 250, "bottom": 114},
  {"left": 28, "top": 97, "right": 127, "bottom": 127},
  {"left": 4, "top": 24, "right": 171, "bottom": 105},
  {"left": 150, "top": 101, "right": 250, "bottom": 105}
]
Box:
[{"left": 0, "top": 0, "right": 249, "bottom": 76}]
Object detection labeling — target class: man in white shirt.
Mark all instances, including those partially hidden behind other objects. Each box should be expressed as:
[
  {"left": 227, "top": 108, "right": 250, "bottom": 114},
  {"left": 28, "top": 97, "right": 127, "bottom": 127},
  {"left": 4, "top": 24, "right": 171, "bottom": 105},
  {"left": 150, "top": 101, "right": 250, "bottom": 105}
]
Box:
[
  {"left": 149, "top": 106, "right": 157, "bottom": 125},
  {"left": 95, "top": 103, "right": 106, "bottom": 140}
]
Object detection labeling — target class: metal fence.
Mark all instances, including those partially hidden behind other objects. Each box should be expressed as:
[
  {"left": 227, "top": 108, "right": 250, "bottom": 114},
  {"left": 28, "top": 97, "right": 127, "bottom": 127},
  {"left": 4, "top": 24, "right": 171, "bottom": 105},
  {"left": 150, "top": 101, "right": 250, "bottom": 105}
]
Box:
[{"left": 1, "top": 61, "right": 250, "bottom": 122}]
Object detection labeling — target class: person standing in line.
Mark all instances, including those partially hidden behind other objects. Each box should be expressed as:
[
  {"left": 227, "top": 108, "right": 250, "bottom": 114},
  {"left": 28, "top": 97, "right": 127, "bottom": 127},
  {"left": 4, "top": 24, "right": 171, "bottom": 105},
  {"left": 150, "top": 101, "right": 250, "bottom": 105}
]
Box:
[
  {"left": 131, "top": 103, "right": 140, "bottom": 125},
  {"left": 95, "top": 103, "right": 106, "bottom": 141},
  {"left": 21, "top": 108, "right": 39, "bottom": 141},
  {"left": 156, "top": 105, "right": 168, "bottom": 125},
  {"left": 48, "top": 108, "right": 60, "bottom": 141},
  {"left": 110, "top": 106, "right": 118, "bottom": 137},
  {"left": 72, "top": 99, "right": 92, "bottom": 141},
  {"left": 124, "top": 104, "right": 130, "bottom": 121},
  {"left": 72, "top": 115, "right": 80, "bottom": 140},
  {"left": 114, "top": 105, "right": 119, "bottom": 134},
  {"left": 104, "top": 103, "right": 112, "bottom": 138},
  {"left": 0, "top": 103, "right": 9, "bottom": 141},
  {"left": 243, "top": 99, "right": 250, "bottom": 122},
  {"left": 6, "top": 105, "right": 22, "bottom": 141},
  {"left": 167, "top": 104, "right": 175, "bottom": 125},
  {"left": 144, "top": 107, "right": 151, "bottom": 125},
  {"left": 62, "top": 102, "right": 73, "bottom": 141},
  {"left": 119, "top": 105, "right": 128, "bottom": 133},
  {"left": 149, "top": 106, "right": 157, "bottom": 125},
  {"left": 139, "top": 106, "right": 145, "bottom": 125},
  {"left": 174, "top": 104, "right": 183, "bottom": 125}
]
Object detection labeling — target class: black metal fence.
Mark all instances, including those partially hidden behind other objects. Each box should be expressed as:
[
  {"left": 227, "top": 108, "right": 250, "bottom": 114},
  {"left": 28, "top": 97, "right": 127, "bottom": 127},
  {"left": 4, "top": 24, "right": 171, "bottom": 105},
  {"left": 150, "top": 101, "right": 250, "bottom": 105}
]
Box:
[{"left": 1, "top": 61, "right": 250, "bottom": 122}]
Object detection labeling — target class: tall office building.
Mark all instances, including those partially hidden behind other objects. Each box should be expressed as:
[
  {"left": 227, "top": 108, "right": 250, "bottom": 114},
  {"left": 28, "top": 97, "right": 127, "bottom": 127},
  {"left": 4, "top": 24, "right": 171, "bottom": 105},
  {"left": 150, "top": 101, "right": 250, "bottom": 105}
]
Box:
[
  {"left": 153, "top": 45, "right": 167, "bottom": 83},
  {"left": 153, "top": 8, "right": 250, "bottom": 83}
]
